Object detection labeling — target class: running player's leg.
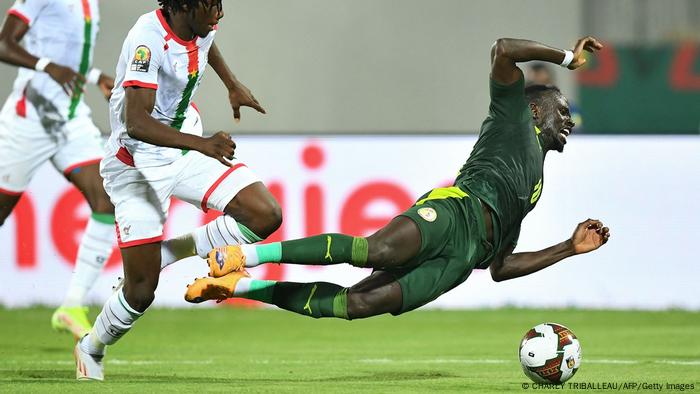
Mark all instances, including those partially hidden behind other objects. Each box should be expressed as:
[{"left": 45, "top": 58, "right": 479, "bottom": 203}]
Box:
[
  {"left": 50, "top": 121, "right": 116, "bottom": 337},
  {"left": 186, "top": 270, "right": 402, "bottom": 319},
  {"left": 161, "top": 153, "right": 281, "bottom": 271},
  {"left": 77, "top": 156, "right": 167, "bottom": 379}
]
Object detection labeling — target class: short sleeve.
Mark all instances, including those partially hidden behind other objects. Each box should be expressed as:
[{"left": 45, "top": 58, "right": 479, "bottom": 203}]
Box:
[
  {"left": 121, "top": 28, "right": 165, "bottom": 90},
  {"left": 506, "top": 225, "right": 521, "bottom": 249},
  {"left": 8, "top": 0, "right": 49, "bottom": 25},
  {"left": 488, "top": 75, "right": 529, "bottom": 122}
]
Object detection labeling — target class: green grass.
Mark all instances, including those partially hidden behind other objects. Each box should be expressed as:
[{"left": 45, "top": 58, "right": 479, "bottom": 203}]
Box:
[{"left": 0, "top": 308, "right": 699, "bottom": 393}]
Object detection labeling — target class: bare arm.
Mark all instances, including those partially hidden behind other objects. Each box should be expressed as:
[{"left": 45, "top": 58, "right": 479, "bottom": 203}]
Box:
[
  {"left": 208, "top": 42, "right": 265, "bottom": 121},
  {"left": 489, "top": 219, "right": 610, "bottom": 282},
  {"left": 0, "top": 14, "right": 84, "bottom": 95},
  {"left": 490, "top": 37, "right": 604, "bottom": 85},
  {"left": 124, "top": 87, "right": 235, "bottom": 166}
]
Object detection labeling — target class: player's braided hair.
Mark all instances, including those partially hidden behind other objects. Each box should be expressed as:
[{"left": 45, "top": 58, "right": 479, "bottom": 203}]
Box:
[
  {"left": 524, "top": 84, "right": 562, "bottom": 108},
  {"left": 158, "top": 0, "right": 222, "bottom": 14}
]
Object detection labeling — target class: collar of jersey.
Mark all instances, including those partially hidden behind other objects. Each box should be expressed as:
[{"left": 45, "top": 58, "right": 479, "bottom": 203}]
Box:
[{"left": 156, "top": 8, "right": 197, "bottom": 47}]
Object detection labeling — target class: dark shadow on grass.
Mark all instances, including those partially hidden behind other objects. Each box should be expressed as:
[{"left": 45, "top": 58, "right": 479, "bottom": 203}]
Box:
[{"left": 1, "top": 370, "right": 458, "bottom": 385}]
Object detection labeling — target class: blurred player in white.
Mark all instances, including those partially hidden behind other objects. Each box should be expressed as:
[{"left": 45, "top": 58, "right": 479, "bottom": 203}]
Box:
[
  {"left": 0, "top": 0, "right": 116, "bottom": 338},
  {"left": 73, "top": 0, "right": 282, "bottom": 380}
]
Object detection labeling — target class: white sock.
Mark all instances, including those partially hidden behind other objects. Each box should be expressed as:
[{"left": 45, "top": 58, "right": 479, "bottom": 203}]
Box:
[
  {"left": 233, "top": 277, "right": 253, "bottom": 295},
  {"left": 160, "top": 234, "right": 197, "bottom": 270},
  {"left": 240, "top": 244, "right": 260, "bottom": 267},
  {"left": 192, "top": 216, "right": 261, "bottom": 258},
  {"left": 81, "top": 289, "right": 143, "bottom": 355},
  {"left": 63, "top": 216, "right": 115, "bottom": 307}
]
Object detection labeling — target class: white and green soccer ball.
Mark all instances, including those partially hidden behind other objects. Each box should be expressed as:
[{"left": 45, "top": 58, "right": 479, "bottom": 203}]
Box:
[{"left": 519, "top": 322, "right": 581, "bottom": 384}]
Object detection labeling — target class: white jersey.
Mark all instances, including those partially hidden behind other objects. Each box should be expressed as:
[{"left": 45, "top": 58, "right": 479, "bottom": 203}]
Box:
[
  {"left": 3, "top": 0, "right": 100, "bottom": 131},
  {"left": 107, "top": 9, "right": 216, "bottom": 167}
]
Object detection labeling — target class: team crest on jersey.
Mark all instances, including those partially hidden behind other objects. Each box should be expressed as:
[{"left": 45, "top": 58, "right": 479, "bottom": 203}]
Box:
[
  {"left": 417, "top": 207, "right": 437, "bottom": 222},
  {"left": 131, "top": 45, "right": 151, "bottom": 72}
]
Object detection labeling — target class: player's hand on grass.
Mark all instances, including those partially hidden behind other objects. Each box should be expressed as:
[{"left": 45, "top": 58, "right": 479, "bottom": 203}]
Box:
[
  {"left": 97, "top": 74, "right": 115, "bottom": 101},
  {"left": 567, "top": 36, "right": 604, "bottom": 70},
  {"left": 228, "top": 81, "right": 265, "bottom": 123},
  {"left": 45, "top": 63, "right": 85, "bottom": 96},
  {"left": 570, "top": 219, "right": 610, "bottom": 254},
  {"left": 198, "top": 131, "right": 236, "bottom": 167}
]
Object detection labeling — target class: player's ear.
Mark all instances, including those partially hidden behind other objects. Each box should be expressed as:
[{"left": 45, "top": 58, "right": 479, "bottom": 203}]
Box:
[{"left": 529, "top": 102, "right": 539, "bottom": 121}]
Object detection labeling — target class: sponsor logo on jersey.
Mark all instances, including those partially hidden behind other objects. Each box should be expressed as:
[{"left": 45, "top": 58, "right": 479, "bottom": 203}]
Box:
[
  {"left": 417, "top": 207, "right": 437, "bottom": 222},
  {"left": 131, "top": 45, "right": 151, "bottom": 72}
]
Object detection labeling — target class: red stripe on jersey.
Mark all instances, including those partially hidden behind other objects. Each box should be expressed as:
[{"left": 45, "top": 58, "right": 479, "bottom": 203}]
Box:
[
  {"left": 118, "top": 235, "right": 164, "bottom": 249},
  {"left": 7, "top": 9, "right": 30, "bottom": 25},
  {"left": 191, "top": 102, "right": 200, "bottom": 113},
  {"left": 15, "top": 88, "right": 27, "bottom": 117},
  {"left": 156, "top": 9, "right": 196, "bottom": 47},
  {"left": 123, "top": 80, "right": 158, "bottom": 90},
  {"left": 116, "top": 147, "right": 135, "bottom": 167},
  {"left": 201, "top": 163, "right": 247, "bottom": 212}
]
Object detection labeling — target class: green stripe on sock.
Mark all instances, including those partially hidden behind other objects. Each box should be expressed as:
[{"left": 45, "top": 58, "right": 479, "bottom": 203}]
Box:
[
  {"left": 256, "top": 243, "right": 282, "bottom": 263},
  {"left": 351, "top": 237, "right": 368, "bottom": 267},
  {"left": 238, "top": 223, "right": 264, "bottom": 243},
  {"left": 246, "top": 280, "right": 276, "bottom": 303},
  {"left": 91, "top": 212, "right": 115, "bottom": 225},
  {"left": 332, "top": 288, "right": 349, "bottom": 319}
]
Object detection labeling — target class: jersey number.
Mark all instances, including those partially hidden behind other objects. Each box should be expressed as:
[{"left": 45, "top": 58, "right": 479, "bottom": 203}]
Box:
[{"left": 530, "top": 178, "right": 542, "bottom": 204}]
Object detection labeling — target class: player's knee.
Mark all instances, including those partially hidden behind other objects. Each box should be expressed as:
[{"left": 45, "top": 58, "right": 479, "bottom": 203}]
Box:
[
  {"left": 366, "top": 238, "right": 395, "bottom": 268},
  {"left": 123, "top": 277, "right": 158, "bottom": 312},
  {"left": 249, "top": 201, "right": 283, "bottom": 239},
  {"left": 84, "top": 188, "right": 114, "bottom": 215},
  {"left": 346, "top": 290, "right": 381, "bottom": 319}
]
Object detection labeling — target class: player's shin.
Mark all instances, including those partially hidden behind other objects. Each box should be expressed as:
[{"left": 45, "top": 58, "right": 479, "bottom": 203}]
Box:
[
  {"left": 63, "top": 213, "right": 115, "bottom": 307},
  {"left": 81, "top": 288, "right": 143, "bottom": 356},
  {"left": 161, "top": 215, "right": 263, "bottom": 270},
  {"left": 240, "top": 280, "right": 350, "bottom": 319},
  {"left": 241, "top": 234, "right": 368, "bottom": 268}
]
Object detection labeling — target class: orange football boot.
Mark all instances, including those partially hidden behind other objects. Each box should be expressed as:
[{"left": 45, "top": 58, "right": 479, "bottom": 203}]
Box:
[
  {"left": 184, "top": 270, "right": 250, "bottom": 304},
  {"left": 207, "top": 246, "right": 247, "bottom": 277}
]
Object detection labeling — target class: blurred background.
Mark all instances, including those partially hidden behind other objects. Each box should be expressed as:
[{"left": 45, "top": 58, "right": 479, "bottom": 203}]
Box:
[{"left": 1, "top": 0, "right": 698, "bottom": 310}]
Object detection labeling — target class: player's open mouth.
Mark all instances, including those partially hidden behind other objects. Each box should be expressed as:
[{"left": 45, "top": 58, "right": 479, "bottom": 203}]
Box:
[{"left": 559, "top": 128, "right": 571, "bottom": 143}]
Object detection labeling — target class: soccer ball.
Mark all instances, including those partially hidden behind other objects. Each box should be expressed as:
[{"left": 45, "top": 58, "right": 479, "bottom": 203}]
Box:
[{"left": 519, "top": 323, "right": 581, "bottom": 384}]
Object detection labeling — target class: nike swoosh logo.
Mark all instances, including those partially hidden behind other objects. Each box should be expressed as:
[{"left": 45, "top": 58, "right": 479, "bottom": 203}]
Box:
[{"left": 303, "top": 284, "right": 318, "bottom": 315}]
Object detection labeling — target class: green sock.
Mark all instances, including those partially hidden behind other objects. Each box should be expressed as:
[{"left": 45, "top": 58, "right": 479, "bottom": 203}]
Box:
[
  {"left": 279, "top": 234, "right": 368, "bottom": 267},
  {"left": 241, "top": 279, "right": 276, "bottom": 303},
  {"left": 272, "top": 281, "right": 349, "bottom": 320},
  {"left": 236, "top": 280, "right": 349, "bottom": 320}
]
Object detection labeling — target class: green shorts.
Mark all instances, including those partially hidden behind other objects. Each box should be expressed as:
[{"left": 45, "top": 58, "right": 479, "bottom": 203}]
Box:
[{"left": 385, "top": 186, "right": 495, "bottom": 315}]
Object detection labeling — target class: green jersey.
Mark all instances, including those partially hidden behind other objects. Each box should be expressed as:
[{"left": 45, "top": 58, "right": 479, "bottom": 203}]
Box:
[{"left": 455, "top": 76, "right": 544, "bottom": 252}]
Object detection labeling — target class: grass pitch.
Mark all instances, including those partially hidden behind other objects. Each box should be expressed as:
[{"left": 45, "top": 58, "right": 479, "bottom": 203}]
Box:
[{"left": 0, "top": 307, "right": 698, "bottom": 393}]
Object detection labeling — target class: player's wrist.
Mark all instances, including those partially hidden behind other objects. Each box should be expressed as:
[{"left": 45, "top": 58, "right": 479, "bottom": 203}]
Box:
[
  {"left": 87, "top": 68, "right": 102, "bottom": 85},
  {"left": 559, "top": 50, "right": 574, "bottom": 68},
  {"left": 34, "top": 57, "right": 52, "bottom": 72}
]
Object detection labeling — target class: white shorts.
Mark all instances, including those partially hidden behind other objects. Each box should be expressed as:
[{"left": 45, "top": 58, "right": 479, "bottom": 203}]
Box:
[
  {"left": 101, "top": 150, "right": 259, "bottom": 248},
  {"left": 0, "top": 112, "right": 104, "bottom": 195}
]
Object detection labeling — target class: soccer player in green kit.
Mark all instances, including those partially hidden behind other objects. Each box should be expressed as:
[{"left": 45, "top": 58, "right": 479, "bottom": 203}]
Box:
[{"left": 182, "top": 36, "right": 611, "bottom": 319}]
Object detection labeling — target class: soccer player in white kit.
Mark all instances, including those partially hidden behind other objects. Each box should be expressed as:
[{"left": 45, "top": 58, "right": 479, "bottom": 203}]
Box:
[
  {"left": 0, "top": 0, "right": 117, "bottom": 338},
  {"left": 73, "top": 0, "right": 282, "bottom": 380}
]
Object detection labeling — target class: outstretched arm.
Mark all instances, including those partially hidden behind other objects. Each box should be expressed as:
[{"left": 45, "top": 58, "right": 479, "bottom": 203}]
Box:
[
  {"left": 490, "top": 36, "right": 603, "bottom": 85},
  {"left": 208, "top": 42, "right": 265, "bottom": 122},
  {"left": 489, "top": 219, "right": 610, "bottom": 282}
]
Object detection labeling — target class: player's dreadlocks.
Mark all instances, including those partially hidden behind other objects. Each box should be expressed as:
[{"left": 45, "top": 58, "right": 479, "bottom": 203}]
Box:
[
  {"left": 158, "top": 0, "right": 222, "bottom": 14},
  {"left": 524, "top": 84, "right": 562, "bottom": 108}
]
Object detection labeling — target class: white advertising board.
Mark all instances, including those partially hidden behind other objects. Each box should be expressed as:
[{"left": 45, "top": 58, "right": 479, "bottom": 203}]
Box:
[{"left": 1, "top": 135, "right": 698, "bottom": 310}]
